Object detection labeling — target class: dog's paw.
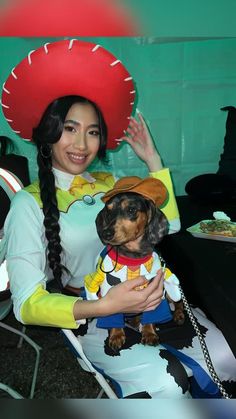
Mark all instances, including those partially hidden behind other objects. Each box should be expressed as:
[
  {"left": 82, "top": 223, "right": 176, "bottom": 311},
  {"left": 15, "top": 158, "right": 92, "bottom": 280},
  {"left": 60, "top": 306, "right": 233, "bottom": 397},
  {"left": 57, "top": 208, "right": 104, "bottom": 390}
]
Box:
[
  {"left": 141, "top": 331, "right": 159, "bottom": 346},
  {"left": 173, "top": 309, "right": 185, "bottom": 325},
  {"left": 141, "top": 324, "right": 159, "bottom": 346},
  {"left": 109, "top": 329, "right": 126, "bottom": 351}
]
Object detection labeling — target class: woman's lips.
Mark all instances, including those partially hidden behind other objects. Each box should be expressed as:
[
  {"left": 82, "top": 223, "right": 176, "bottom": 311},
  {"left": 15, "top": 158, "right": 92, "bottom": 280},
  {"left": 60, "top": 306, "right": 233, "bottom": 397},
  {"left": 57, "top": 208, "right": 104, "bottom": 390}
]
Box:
[{"left": 67, "top": 152, "right": 87, "bottom": 164}]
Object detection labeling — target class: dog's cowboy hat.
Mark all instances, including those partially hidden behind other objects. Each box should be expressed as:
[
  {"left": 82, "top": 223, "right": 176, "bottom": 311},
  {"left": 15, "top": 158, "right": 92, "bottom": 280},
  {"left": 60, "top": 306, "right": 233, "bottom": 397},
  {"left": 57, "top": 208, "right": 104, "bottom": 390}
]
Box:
[
  {"left": 102, "top": 176, "right": 168, "bottom": 207},
  {"left": 1, "top": 39, "right": 136, "bottom": 150}
]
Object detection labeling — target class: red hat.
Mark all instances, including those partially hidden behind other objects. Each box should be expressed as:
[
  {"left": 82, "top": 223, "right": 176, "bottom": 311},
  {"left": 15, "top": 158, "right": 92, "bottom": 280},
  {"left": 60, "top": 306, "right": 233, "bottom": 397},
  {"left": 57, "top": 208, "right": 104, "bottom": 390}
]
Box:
[{"left": 1, "top": 39, "right": 136, "bottom": 150}]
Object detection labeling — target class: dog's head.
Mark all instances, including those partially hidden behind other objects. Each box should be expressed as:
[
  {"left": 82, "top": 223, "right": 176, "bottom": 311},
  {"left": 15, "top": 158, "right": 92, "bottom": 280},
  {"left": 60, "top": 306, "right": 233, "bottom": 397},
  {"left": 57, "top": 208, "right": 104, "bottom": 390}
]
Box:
[{"left": 96, "top": 177, "right": 169, "bottom": 257}]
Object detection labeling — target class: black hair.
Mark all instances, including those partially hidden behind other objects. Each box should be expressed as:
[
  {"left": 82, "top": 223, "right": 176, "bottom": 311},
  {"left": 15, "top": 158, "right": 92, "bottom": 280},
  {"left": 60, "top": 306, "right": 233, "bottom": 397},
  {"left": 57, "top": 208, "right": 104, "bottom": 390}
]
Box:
[{"left": 32, "top": 95, "right": 108, "bottom": 289}]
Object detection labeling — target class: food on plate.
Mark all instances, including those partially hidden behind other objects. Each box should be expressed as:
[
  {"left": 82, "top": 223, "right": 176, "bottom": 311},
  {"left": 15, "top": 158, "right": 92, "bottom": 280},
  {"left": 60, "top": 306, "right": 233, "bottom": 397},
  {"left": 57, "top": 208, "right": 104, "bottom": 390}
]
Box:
[{"left": 199, "top": 220, "right": 236, "bottom": 237}]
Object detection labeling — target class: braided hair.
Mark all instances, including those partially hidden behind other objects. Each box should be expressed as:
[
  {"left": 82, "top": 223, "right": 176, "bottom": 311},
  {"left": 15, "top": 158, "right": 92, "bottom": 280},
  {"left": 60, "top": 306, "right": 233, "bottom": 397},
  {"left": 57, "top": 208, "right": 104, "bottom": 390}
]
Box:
[{"left": 32, "top": 96, "right": 107, "bottom": 289}]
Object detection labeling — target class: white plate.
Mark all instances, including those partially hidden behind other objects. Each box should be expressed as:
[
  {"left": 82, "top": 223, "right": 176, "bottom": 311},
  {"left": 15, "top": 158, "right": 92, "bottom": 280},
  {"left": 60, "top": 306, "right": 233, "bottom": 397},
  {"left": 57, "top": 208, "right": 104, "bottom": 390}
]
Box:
[{"left": 187, "top": 220, "right": 236, "bottom": 243}]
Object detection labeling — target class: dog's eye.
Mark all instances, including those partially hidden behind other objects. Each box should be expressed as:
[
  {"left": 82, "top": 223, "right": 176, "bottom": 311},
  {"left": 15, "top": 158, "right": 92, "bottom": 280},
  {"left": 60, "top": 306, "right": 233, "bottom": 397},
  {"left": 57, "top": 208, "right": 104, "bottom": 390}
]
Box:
[{"left": 127, "top": 206, "right": 137, "bottom": 216}]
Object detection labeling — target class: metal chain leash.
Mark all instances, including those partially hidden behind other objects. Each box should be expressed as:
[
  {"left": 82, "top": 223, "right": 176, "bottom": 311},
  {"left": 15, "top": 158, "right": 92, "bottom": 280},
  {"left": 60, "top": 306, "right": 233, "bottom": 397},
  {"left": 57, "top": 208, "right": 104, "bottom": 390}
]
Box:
[
  {"left": 158, "top": 254, "right": 231, "bottom": 399},
  {"left": 179, "top": 284, "right": 231, "bottom": 399}
]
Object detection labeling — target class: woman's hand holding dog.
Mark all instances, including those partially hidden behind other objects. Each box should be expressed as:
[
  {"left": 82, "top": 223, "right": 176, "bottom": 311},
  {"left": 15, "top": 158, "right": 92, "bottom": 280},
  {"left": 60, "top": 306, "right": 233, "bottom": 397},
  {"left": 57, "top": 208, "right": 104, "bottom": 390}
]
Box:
[
  {"left": 118, "top": 111, "right": 163, "bottom": 173},
  {"left": 100, "top": 268, "right": 164, "bottom": 315},
  {"left": 73, "top": 269, "right": 164, "bottom": 321}
]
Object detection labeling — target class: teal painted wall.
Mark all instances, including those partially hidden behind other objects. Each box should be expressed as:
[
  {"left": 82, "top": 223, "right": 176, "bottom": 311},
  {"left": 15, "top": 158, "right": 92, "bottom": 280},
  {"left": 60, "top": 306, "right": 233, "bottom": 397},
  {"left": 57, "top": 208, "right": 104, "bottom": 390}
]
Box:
[{"left": 1, "top": 37, "right": 236, "bottom": 195}]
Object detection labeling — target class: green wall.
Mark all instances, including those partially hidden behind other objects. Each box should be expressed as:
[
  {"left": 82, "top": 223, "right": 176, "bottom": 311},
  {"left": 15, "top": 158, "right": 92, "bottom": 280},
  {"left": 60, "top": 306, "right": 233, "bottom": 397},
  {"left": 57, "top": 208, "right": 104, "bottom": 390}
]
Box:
[{"left": 1, "top": 37, "right": 236, "bottom": 195}]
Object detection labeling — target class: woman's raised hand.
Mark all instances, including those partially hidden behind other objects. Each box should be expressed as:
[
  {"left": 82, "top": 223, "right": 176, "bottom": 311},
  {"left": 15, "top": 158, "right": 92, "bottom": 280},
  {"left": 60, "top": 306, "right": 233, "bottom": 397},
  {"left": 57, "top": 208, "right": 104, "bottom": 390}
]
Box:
[{"left": 116, "top": 111, "right": 163, "bottom": 172}]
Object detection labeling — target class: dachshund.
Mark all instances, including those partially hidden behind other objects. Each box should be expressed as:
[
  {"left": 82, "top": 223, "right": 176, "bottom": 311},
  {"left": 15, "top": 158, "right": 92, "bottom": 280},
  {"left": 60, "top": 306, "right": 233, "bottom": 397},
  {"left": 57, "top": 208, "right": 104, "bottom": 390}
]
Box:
[{"left": 85, "top": 177, "right": 185, "bottom": 351}]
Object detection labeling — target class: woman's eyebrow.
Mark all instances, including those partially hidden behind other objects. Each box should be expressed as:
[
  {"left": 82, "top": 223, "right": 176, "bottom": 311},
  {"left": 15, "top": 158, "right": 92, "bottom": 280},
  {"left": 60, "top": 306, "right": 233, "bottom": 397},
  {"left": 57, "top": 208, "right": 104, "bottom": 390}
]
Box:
[
  {"left": 64, "top": 119, "right": 79, "bottom": 125},
  {"left": 64, "top": 119, "right": 99, "bottom": 128}
]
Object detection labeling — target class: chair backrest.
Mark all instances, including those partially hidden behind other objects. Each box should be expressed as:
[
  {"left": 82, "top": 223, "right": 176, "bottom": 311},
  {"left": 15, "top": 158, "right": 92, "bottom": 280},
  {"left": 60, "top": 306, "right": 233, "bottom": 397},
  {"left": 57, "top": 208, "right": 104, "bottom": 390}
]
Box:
[
  {"left": 0, "top": 167, "right": 22, "bottom": 302},
  {"left": 0, "top": 165, "right": 24, "bottom": 228},
  {"left": 0, "top": 156, "right": 26, "bottom": 283},
  {"left": 0, "top": 167, "right": 23, "bottom": 194},
  {"left": 0, "top": 163, "right": 24, "bottom": 316}
]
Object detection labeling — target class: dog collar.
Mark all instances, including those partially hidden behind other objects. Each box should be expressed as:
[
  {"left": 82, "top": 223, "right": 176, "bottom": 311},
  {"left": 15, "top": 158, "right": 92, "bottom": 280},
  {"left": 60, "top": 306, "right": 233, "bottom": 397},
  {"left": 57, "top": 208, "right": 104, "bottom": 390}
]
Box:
[{"left": 107, "top": 246, "right": 153, "bottom": 266}]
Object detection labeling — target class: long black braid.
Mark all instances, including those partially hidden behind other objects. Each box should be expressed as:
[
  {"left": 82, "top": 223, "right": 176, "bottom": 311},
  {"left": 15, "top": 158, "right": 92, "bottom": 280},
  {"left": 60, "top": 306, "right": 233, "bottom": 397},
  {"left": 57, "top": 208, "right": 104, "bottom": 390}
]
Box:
[{"left": 32, "top": 96, "right": 107, "bottom": 290}]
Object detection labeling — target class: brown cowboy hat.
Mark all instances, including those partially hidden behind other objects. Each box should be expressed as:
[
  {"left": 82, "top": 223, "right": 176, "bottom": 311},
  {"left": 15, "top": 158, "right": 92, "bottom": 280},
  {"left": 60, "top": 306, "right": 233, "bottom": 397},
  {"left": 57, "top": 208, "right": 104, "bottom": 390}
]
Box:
[{"left": 102, "top": 176, "right": 168, "bottom": 207}]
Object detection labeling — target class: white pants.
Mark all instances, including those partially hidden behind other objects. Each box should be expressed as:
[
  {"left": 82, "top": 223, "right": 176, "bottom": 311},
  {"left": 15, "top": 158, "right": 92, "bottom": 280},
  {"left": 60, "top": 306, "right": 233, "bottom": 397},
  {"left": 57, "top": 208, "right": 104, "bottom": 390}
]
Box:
[{"left": 78, "top": 307, "right": 236, "bottom": 398}]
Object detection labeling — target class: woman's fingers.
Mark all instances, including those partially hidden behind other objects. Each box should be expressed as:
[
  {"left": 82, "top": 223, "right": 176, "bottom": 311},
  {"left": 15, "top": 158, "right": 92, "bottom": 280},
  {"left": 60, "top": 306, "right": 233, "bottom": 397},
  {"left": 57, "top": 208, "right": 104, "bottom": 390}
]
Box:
[
  {"left": 138, "top": 270, "right": 164, "bottom": 311},
  {"left": 102, "top": 272, "right": 164, "bottom": 315},
  {"left": 115, "top": 114, "right": 148, "bottom": 145},
  {"left": 142, "top": 270, "right": 164, "bottom": 295},
  {"left": 127, "top": 270, "right": 164, "bottom": 311}
]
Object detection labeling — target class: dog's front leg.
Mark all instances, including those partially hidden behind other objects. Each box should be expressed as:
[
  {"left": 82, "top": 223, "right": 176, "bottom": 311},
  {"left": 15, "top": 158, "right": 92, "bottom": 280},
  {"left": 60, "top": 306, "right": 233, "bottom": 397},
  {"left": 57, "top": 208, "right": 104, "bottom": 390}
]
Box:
[
  {"left": 173, "top": 300, "right": 185, "bottom": 325},
  {"left": 166, "top": 293, "right": 185, "bottom": 325},
  {"left": 141, "top": 324, "right": 159, "bottom": 346},
  {"left": 109, "top": 328, "right": 126, "bottom": 351}
]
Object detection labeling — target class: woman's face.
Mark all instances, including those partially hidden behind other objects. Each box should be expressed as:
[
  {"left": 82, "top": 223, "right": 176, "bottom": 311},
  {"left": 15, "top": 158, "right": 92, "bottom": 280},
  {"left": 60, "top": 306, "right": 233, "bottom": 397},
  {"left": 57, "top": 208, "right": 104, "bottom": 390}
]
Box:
[{"left": 52, "top": 101, "right": 101, "bottom": 175}]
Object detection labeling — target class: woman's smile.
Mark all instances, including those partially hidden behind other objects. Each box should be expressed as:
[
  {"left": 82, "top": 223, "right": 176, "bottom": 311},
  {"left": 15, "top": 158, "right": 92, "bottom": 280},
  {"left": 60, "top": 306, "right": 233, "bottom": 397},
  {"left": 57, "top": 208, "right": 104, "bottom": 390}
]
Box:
[
  {"left": 52, "top": 102, "right": 100, "bottom": 175},
  {"left": 66, "top": 152, "right": 88, "bottom": 164}
]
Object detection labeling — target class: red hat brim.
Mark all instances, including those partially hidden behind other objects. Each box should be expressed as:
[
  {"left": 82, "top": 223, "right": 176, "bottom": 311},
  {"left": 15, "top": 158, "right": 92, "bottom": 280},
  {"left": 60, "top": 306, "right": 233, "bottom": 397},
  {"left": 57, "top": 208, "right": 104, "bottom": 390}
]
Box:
[{"left": 1, "top": 39, "right": 136, "bottom": 150}]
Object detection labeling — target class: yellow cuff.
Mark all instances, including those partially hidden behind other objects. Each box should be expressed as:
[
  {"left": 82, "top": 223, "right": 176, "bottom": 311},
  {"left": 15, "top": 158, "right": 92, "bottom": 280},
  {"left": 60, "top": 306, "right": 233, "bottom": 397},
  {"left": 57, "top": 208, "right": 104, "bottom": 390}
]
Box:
[
  {"left": 84, "top": 273, "right": 99, "bottom": 293},
  {"left": 149, "top": 168, "right": 179, "bottom": 222},
  {"left": 164, "top": 267, "right": 173, "bottom": 280},
  {"left": 21, "top": 285, "right": 80, "bottom": 328}
]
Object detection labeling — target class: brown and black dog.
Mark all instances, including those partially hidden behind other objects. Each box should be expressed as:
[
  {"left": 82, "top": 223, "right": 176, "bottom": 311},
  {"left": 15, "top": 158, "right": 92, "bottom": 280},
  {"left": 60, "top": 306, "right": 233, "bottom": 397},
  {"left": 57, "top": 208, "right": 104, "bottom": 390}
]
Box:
[{"left": 86, "top": 176, "right": 185, "bottom": 351}]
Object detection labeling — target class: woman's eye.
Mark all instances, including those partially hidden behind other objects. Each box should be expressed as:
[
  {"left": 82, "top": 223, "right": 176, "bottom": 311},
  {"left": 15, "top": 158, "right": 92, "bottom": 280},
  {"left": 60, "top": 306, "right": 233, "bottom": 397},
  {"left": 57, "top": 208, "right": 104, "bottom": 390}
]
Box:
[
  {"left": 64, "top": 125, "right": 76, "bottom": 132},
  {"left": 89, "top": 130, "right": 100, "bottom": 136}
]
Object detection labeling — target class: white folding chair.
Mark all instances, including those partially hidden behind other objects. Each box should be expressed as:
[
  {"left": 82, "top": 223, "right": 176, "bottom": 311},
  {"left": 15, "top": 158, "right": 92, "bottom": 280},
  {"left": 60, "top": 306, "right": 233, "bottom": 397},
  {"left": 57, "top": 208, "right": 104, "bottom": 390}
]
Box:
[
  {"left": 0, "top": 258, "right": 41, "bottom": 399},
  {"left": 61, "top": 328, "right": 118, "bottom": 399}
]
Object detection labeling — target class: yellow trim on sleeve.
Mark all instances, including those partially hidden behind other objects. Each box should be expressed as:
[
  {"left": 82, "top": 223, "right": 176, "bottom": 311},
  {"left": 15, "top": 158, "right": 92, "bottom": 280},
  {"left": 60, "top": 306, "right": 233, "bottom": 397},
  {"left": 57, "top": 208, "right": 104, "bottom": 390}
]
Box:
[
  {"left": 150, "top": 168, "right": 179, "bottom": 222},
  {"left": 164, "top": 267, "right": 173, "bottom": 280},
  {"left": 21, "top": 285, "right": 80, "bottom": 329},
  {"left": 84, "top": 258, "right": 105, "bottom": 293}
]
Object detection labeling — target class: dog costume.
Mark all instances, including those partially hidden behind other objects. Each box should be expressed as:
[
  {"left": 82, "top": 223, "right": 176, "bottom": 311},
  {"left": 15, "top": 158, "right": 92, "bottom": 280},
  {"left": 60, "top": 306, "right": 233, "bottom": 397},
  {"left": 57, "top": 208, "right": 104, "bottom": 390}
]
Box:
[
  {"left": 85, "top": 246, "right": 181, "bottom": 328},
  {"left": 85, "top": 176, "right": 182, "bottom": 329}
]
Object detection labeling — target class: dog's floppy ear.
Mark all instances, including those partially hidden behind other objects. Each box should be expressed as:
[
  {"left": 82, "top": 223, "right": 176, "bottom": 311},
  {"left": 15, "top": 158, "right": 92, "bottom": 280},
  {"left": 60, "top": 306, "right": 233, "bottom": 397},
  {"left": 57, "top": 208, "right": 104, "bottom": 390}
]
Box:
[{"left": 145, "top": 201, "right": 169, "bottom": 245}]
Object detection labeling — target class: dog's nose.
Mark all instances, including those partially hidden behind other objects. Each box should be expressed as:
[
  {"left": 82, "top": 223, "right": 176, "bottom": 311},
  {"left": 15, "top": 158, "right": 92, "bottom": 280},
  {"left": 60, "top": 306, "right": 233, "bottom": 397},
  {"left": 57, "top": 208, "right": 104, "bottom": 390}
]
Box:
[{"left": 102, "top": 228, "right": 113, "bottom": 241}]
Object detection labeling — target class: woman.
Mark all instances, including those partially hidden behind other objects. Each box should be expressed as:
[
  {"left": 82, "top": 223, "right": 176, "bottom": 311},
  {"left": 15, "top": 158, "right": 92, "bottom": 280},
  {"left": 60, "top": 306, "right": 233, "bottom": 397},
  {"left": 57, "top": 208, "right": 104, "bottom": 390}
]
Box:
[{"left": 1, "top": 39, "right": 235, "bottom": 398}]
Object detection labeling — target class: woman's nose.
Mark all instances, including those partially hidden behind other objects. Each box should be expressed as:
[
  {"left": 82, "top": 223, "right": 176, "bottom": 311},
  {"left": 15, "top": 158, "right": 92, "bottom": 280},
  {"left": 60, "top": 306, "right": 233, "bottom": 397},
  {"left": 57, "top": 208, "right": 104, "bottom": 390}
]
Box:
[{"left": 74, "top": 132, "right": 87, "bottom": 149}]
